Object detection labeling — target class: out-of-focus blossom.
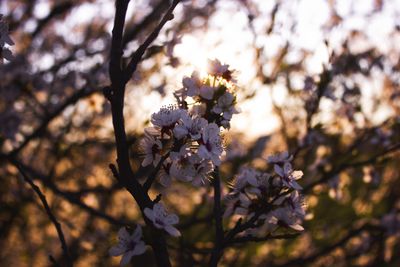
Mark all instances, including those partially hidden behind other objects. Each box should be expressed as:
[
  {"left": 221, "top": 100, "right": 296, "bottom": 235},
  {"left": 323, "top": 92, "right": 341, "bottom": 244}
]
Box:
[
  {"left": 266, "top": 207, "right": 304, "bottom": 231},
  {"left": 144, "top": 203, "right": 181, "bottom": 237},
  {"left": 224, "top": 152, "right": 306, "bottom": 235},
  {"left": 109, "top": 226, "right": 146, "bottom": 266},
  {"left": 381, "top": 211, "right": 400, "bottom": 236},
  {"left": 274, "top": 162, "right": 303, "bottom": 190}
]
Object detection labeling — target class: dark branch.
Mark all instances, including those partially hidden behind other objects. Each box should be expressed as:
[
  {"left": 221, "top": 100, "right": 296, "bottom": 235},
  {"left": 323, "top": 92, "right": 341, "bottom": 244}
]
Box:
[{"left": 16, "top": 163, "right": 73, "bottom": 267}]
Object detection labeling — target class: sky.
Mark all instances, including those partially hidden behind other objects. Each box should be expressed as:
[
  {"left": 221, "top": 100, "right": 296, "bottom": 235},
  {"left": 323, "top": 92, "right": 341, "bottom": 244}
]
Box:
[{"left": 2, "top": 0, "right": 399, "bottom": 139}]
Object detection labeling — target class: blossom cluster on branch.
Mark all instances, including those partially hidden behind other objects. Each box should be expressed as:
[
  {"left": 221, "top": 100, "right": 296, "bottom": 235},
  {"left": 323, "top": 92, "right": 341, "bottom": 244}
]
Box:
[
  {"left": 109, "top": 60, "right": 305, "bottom": 266},
  {"left": 224, "top": 151, "right": 306, "bottom": 236}
]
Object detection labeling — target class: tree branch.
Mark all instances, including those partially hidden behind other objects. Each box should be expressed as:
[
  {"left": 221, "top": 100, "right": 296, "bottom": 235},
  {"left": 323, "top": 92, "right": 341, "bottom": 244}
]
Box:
[
  {"left": 123, "top": 0, "right": 181, "bottom": 84},
  {"left": 16, "top": 163, "right": 72, "bottom": 267}
]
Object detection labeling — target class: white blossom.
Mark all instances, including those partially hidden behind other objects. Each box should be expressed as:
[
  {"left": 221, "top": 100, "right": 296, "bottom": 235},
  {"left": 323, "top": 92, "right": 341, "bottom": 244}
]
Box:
[
  {"left": 267, "top": 207, "right": 304, "bottom": 231},
  {"left": 198, "top": 123, "right": 223, "bottom": 166},
  {"left": 158, "top": 160, "right": 173, "bottom": 187},
  {"left": 144, "top": 203, "right": 181, "bottom": 237},
  {"left": 140, "top": 133, "right": 162, "bottom": 167},
  {"left": 208, "top": 59, "right": 229, "bottom": 77},
  {"left": 191, "top": 158, "right": 213, "bottom": 186},
  {"left": 170, "top": 146, "right": 196, "bottom": 182},
  {"left": 212, "top": 92, "right": 239, "bottom": 120},
  {"left": 173, "top": 113, "right": 207, "bottom": 140},
  {"left": 199, "top": 85, "right": 216, "bottom": 100},
  {"left": 151, "top": 105, "right": 183, "bottom": 128},
  {"left": 274, "top": 162, "right": 303, "bottom": 190},
  {"left": 182, "top": 71, "right": 201, "bottom": 97},
  {"left": 109, "top": 226, "right": 146, "bottom": 266}
]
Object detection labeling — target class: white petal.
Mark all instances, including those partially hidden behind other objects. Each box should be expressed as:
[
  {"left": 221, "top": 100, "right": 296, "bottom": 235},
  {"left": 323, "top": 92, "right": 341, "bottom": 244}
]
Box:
[
  {"left": 132, "top": 225, "right": 142, "bottom": 241},
  {"left": 200, "top": 85, "right": 215, "bottom": 100},
  {"left": 109, "top": 244, "right": 125, "bottom": 256},
  {"left": 198, "top": 145, "right": 210, "bottom": 159},
  {"left": 211, "top": 155, "right": 221, "bottom": 166},
  {"left": 118, "top": 227, "right": 130, "bottom": 241},
  {"left": 153, "top": 203, "right": 165, "bottom": 218},
  {"left": 290, "top": 224, "right": 304, "bottom": 231},
  {"left": 159, "top": 173, "right": 172, "bottom": 187},
  {"left": 142, "top": 155, "right": 153, "bottom": 167},
  {"left": 173, "top": 125, "right": 188, "bottom": 139},
  {"left": 274, "top": 164, "right": 284, "bottom": 177},
  {"left": 132, "top": 241, "right": 146, "bottom": 255},
  {"left": 165, "top": 214, "right": 179, "bottom": 225},
  {"left": 283, "top": 162, "right": 292, "bottom": 175},
  {"left": 239, "top": 193, "right": 251, "bottom": 206},
  {"left": 164, "top": 225, "right": 181, "bottom": 237},
  {"left": 291, "top": 170, "right": 304, "bottom": 180},
  {"left": 144, "top": 208, "right": 155, "bottom": 222},
  {"left": 291, "top": 181, "right": 303, "bottom": 190},
  {"left": 120, "top": 250, "right": 134, "bottom": 266}
]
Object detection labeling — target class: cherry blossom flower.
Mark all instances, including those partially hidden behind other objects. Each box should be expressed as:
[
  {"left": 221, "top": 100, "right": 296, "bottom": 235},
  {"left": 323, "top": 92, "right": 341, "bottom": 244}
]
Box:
[
  {"left": 151, "top": 105, "right": 183, "bottom": 128},
  {"left": 144, "top": 203, "right": 181, "bottom": 237},
  {"left": 140, "top": 133, "right": 163, "bottom": 167},
  {"left": 199, "top": 85, "right": 217, "bottom": 100},
  {"left": 182, "top": 71, "right": 202, "bottom": 97},
  {"left": 189, "top": 156, "right": 213, "bottom": 186},
  {"left": 274, "top": 162, "right": 303, "bottom": 190},
  {"left": 208, "top": 59, "right": 235, "bottom": 81},
  {"left": 198, "top": 123, "right": 223, "bottom": 166},
  {"left": 109, "top": 226, "right": 146, "bottom": 266},
  {"left": 158, "top": 160, "right": 173, "bottom": 187},
  {"left": 170, "top": 146, "right": 196, "bottom": 182},
  {"left": 232, "top": 168, "right": 259, "bottom": 191},
  {"left": 267, "top": 207, "right": 304, "bottom": 231},
  {"left": 275, "top": 191, "right": 306, "bottom": 218},
  {"left": 173, "top": 113, "right": 207, "bottom": 140},
  {"left": 212, "top": 92, "right": 239, "bottom": 121}
]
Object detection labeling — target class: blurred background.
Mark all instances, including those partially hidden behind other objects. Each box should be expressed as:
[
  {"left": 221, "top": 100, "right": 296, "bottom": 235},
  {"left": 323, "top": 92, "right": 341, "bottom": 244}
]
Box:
[{"left": 0, "top": 0, "right": 399, "bottom": 266}]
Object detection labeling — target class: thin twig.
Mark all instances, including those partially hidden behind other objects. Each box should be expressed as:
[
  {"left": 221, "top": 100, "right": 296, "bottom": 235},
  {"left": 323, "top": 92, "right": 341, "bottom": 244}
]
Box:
[
  {"left": 16, "top": 164, "right": 72, "bottom": 267},
  {"left": 123, "top": 0, "right": 181, "bottom": 83}
]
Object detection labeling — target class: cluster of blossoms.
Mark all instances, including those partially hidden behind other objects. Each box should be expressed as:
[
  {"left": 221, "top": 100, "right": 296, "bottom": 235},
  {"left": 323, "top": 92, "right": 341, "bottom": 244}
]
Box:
[
  {"left": 140, "top": 59, "right": 239, "bottom": 187},
  {"left": 224, "top": 151, "right": 306, "bottom": 236},
  {"left": 111, "top": 59, "right": 240, "bottom": 265},
  {"left": 0, "top": 14, "right": 13, "bottom": 62}
]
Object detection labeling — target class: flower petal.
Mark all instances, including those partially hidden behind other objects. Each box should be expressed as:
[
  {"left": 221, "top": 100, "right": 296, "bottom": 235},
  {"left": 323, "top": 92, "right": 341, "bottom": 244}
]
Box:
[
  {"left": 164, "top": 225, "right": 181, "bottom": 237},
  {"left": 109, "top": 244, "right": 125, "bottom": 256},
  {"left": 120, "top": 250, "right": 134, "bottom": 266},
  {"left": 165, "top": 214, "right": 179, "bottom": 225},
  {"left": 132, "top": 241, "right": 146, "bottom": 255},
  {"left": 144, "top": 208, "right": 155, "bottom": 222},
  {"left": 132, "top": 225, "right": 142, "bottom": 241}
]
